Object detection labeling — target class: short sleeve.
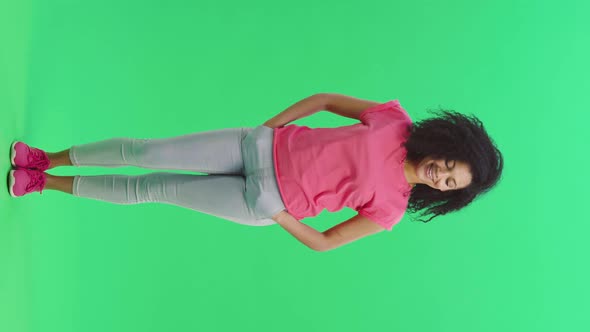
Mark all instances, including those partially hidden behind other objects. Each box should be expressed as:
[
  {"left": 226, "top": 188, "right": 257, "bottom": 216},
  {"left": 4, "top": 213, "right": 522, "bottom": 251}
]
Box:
[
  {"left": 359, "top": 100, "right": 406, "bottom": 125},
  {"left": 357, "top": 201, "right": 406, "bottom": 232}
]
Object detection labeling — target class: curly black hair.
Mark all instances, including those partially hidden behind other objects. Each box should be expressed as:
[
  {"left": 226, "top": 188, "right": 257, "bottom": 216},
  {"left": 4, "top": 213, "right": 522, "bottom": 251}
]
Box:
[{"left": 403, "top": 109, "right": 504, "bottom": 222}]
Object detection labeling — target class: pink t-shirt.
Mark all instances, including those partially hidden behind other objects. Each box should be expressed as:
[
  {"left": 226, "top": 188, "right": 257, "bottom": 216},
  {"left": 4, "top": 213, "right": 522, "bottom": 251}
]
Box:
[{"left": 272, "top": 100, "right": 413, "bottom": 231}]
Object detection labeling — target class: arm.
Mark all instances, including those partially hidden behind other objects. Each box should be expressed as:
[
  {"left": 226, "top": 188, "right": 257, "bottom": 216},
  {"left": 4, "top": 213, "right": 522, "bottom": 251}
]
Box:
[
  {"left": 321, "top": 93, "right": 381, "bottom": 121},
  {"left": 271, "top": 211, "right": 326, "bottom": 251},
  {"left": 263, "top": 94, "right": 327, "bottom": 129},
  {"left": 263, "top": 93, "right": 381, "bottom": 128},
  {"left": 271, "top": 210, "right": 385, "bottom": 252},
  {"left": 322, "top": 213, "right": 386, "bottom": 251}
]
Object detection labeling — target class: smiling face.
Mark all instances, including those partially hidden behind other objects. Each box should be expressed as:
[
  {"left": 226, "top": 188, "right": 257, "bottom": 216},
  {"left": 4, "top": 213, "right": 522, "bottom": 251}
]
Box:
[{"left": 415, "top": 157, "right": 473, "bottom": 191}]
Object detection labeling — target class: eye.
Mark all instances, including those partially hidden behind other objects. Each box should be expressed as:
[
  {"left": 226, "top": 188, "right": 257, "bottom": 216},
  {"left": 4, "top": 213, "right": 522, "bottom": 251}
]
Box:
[
  {"left": 446, "top": 159, "right": 455, "bottom": 169},
  {"left": 446, "top": 179, "right": 455, "bottom": 188}
]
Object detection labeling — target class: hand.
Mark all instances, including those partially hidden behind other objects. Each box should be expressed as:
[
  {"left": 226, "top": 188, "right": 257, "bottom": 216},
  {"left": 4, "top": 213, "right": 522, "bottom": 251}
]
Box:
[{"left": 271, "top": 210, "right": 290, "bottom": 223}]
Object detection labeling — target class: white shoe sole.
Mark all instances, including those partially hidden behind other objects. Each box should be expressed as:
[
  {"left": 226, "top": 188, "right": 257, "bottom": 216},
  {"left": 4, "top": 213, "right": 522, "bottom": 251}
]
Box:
[
  {"left": 10, "top": 141, "right": 20, "bottom": 168},
  {"left": 8, "top": 170, "right": 17, "bottom": 197}
]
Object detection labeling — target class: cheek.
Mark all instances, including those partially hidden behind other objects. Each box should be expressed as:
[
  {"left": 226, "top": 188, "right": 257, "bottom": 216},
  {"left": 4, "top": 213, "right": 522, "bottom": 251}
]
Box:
[{"left": 462, "top": 171, "right": 473, "bottom": 187}]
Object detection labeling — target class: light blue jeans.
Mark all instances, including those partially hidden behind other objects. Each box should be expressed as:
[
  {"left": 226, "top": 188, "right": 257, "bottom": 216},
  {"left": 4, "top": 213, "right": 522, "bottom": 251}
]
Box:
[{"left": 68, "top": 125, "right": 286, "bottom": 226}]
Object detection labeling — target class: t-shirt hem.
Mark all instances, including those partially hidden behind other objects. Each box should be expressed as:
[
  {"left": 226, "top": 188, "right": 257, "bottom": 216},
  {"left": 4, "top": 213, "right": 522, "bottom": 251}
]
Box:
[{"left": 272, "top": 129, "right": 301, "bottom": 221}]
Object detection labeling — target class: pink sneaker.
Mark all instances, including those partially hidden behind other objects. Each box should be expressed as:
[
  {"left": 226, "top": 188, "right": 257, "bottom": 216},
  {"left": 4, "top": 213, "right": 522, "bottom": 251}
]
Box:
[
  {"left": 10, "top": 141, "right": 51, "bottom": 171},
  {"left": 8, "top": 169, "right": 47, "bottom": 197}
]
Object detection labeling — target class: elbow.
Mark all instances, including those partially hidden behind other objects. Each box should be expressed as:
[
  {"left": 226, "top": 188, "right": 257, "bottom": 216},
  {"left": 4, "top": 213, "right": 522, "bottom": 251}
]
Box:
[
  {"left": 315, "top": 245, "right": 338, "bottom": 252},
  {"left": 310, "top": 238, "right": 333, "bottom": 252},
  {"left": 311, "top": 93, "right": 330, "bottom": 108},
  {"left": 312, "top": 245, "right": 329, "bottom": 252}
]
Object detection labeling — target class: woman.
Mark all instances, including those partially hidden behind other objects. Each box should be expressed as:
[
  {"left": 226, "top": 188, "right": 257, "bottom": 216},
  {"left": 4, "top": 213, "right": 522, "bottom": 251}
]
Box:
[{"left": 8, "top": 93, "right": 503, "bottom": 252}]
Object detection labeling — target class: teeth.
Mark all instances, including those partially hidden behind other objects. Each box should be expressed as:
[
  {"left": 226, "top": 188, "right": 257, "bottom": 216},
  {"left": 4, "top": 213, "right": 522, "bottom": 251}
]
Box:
[{"left": 430, "top": 164, "right": 435, "bottom": 181}]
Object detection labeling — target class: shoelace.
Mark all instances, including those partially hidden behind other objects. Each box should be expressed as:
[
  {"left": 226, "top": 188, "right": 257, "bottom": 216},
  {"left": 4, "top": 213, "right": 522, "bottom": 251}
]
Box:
[
  {"left": 24, "top": 169, "right": 47, "bottom": 195},
  {"left": 27, "top": 147, "right": 50, "bottom": 170}
]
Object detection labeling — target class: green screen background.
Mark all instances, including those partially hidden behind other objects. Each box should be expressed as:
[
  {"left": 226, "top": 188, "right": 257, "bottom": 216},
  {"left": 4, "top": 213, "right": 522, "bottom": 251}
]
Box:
[{"left": 1, "top": 0, "right": 588, "bottom": 331}]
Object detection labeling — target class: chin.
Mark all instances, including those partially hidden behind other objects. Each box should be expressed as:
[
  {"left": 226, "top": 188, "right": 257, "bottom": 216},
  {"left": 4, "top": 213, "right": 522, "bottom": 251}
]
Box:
[{"left": 418, "top": 161, "right": 431, "bottom": 185}]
